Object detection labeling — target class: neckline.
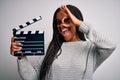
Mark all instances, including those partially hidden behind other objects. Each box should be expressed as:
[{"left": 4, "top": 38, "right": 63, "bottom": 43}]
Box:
[{"left": 63, "top": 40, "right": 87, "bottom": 45}]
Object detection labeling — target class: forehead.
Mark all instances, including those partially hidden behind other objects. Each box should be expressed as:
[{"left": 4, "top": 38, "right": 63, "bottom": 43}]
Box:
[{"left": 56, "top": 10, "right": 68, "bottom": 20}]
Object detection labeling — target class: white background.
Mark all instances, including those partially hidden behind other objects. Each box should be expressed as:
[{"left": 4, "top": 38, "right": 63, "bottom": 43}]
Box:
[{"left": 0, "top": 0, "right": 120, "bottom": 80}]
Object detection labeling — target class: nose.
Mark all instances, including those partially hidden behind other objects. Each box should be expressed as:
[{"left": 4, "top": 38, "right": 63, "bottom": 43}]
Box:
[
  {"left": 61, "top": 22, "right": 69, "bottom": 27},
  {"left": 57, "top": 23, "right": 70, "bottom": 33},
  {"left": 57, "top": 22, "right": 69, "bottom": 30}
]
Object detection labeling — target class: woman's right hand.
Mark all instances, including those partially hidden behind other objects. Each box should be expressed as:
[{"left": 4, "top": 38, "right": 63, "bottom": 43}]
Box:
[{"left": 10, "top": 36, "right": 25, "bottom": 59}]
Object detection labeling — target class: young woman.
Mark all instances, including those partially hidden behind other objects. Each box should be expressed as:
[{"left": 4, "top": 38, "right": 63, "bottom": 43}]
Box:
[{"left": 10, "top": 5, "right": 116, "bottom": 80}]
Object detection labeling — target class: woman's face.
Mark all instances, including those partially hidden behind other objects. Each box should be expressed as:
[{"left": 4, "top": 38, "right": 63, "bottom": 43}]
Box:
[{"left": 56, "top": 10, "right": 80, "bottom": 42}]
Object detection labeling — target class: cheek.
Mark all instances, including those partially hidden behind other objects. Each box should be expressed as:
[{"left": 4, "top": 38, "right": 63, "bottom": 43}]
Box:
[{"left": 70, "top": 24, "right": 77, "bottom": 34}]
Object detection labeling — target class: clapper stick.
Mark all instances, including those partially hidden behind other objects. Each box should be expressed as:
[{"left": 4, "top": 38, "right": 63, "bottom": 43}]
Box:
[
  {"left": 13, "top": 16, "right": 42, "bottom": 35},
  {"left": 12, "top": 16, "right": 44, "bottom": 56}
]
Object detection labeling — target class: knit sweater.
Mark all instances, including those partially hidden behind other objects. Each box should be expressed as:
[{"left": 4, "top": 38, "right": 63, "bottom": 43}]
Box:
[{"left": 17, "top": 22, "right": 116, "bottom": 80}]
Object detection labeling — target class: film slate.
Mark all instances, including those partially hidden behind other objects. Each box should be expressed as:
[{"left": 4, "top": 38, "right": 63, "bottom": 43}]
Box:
[{"left": 12, "top": 16, "right": 44, "bottom": 56}]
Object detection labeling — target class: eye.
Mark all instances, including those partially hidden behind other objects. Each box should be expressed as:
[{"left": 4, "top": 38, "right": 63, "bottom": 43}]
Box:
[{"left": 64, "top": 18, "right": 71, "bottom": 24}]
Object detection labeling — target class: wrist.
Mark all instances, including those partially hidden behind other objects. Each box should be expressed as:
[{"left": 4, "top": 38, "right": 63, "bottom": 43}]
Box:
[
  {"left": 76, "top": 20, "right": 83, "bottom": 27},
  {"left": 18, "top": 56, "right": 25, "bottom": 60}
]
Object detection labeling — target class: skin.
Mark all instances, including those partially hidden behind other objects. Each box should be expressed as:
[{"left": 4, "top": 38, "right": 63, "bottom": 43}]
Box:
[
  {"left": 10, "top": 5, "right": 83, "bottom": 59},
  {"left": 56, "top": 8, "right": 80, "bottom": 42},
  {"left": 10, "top": 37, "right": 24, "bottom": 59}
]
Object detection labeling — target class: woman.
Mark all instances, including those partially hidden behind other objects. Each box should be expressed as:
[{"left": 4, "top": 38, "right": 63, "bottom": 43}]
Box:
[{"left": 10, "top": 5, "right": 116, "bottom": 80}]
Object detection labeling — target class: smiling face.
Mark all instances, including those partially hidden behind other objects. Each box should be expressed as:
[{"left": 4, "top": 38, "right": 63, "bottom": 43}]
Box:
[{"left": 56, "top": 10, "right": 80, "bottom": 42}]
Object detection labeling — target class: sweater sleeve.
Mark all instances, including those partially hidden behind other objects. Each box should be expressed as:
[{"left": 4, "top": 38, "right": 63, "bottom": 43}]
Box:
[
  {"left": 17, "top": 57, "right": 40, "bottom": 80},
  {"left": 79, "top": 22, "right": 116, "bottom": 71}
]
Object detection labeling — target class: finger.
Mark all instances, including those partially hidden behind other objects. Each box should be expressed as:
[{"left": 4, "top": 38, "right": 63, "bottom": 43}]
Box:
[
  {"left": 60, "top": 5, "right": 64, "bottom": 11},
  {"left": 11, "top": 47, "right": 22, "bottom": 55},
  {"left": 13, "top": 45, "right": 22, "bottom": 49},
  {"left": 11, "top": 43, "right": 21, "bottom": 51},
  {"left": 60, "top": 5, "right": 67, "bottom": 11},
  {"left": 11, "top": 36, "right": 16, "bottom": 42},
  {"left": 60, "top": 5, "right": 72, "bottom": 17},
  {"left": 12, "top": 42, "right": 22, "bottom": 46},
  {"left": 64, "top": 5, "right": 72, "bottom": 16},
  {"left": 60, "top": 5, "right": 68, "bottom": 12},
  {"left": 13, "top": 48, "right": 22, "bottom": 52},
  {"left": 10, "top": 42, "right": 22, "bottom": 55},
  {"left": 11, "top": 43, "right": 22, "bottom": 52}
]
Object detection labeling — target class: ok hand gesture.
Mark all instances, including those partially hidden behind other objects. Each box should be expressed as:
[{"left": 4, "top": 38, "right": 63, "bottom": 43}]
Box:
[{"left": 60, "top": 5, "right": 83, "bottom": 27}]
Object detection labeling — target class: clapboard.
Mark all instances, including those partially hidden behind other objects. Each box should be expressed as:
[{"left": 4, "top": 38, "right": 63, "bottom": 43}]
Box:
[{"left": 12, "top": 16, "right": 44, "bottom": 56}]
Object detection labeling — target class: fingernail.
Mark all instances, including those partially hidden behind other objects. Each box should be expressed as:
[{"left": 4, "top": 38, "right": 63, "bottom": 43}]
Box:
[
  {"left": 19, "top": 43, "right": 22, "bottom": 45},
  {"left": 19, "top": 47, "right": 22, "bottom": 50}
]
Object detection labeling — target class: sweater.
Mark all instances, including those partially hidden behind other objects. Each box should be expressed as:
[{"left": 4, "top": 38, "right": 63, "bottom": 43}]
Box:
[{"left": 17, "top": 22, "right": 116, "bottom": 80}]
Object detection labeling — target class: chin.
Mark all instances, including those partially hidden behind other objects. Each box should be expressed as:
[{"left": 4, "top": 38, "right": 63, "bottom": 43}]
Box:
[{"left": 64, "top": 38, "right": 72, "bottom": 42}]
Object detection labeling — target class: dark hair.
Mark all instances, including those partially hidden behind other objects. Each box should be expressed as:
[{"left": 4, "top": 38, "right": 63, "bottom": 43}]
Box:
[{"left": 40, "top": 4, "right": 86, "bottom": 80}]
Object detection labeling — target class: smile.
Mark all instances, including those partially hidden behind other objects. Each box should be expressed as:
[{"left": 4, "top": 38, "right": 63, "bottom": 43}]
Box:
[{"left": 61, "top": 28, "right": 71, "bottom": 37}]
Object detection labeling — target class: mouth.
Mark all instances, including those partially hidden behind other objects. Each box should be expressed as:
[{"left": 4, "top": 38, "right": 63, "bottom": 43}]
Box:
[{"left": 60, "top": 28, "right": 71, "bottom": 37}]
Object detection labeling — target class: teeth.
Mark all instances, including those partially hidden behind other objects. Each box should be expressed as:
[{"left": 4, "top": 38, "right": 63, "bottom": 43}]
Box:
[{"left": 62, "top": 28, "right": 68, "bottom": 32}]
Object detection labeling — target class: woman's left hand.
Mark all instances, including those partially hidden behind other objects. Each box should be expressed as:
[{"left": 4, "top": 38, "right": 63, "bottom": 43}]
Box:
[{"left": 60, "top": 5, "right": 82, "bottom": 27}]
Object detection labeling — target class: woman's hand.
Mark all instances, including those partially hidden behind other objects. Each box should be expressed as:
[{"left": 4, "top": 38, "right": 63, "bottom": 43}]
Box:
[
  {"left": 10, "top": 36, "right": 25, "bottom": 59},
  {"left": 60, "top": 5, "right": 82, "bottom": 27}
]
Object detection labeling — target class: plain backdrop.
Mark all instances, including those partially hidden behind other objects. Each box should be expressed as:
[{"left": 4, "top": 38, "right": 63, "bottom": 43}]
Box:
[{"left": 0, "top": 0, "right": 120, "bottom": 80}]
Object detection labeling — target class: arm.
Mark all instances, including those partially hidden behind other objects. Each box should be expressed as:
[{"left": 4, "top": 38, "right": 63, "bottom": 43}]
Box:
[
  {"left": 10, "top": 36, "right": 41, "bottom": 80},
  {"left": 17, "top": 57, "right": 39, "bottom": 80},
  {"left": 79, "top": 22, "right": 116, "bottom": 70},
  {"left": 61, "top": 5, "right": 116, "bottom": 70}
]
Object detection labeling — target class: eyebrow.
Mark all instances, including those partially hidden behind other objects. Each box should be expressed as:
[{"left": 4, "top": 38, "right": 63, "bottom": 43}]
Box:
[{"left": 56, "top": 17, "right": 69, "bottom": 21}]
